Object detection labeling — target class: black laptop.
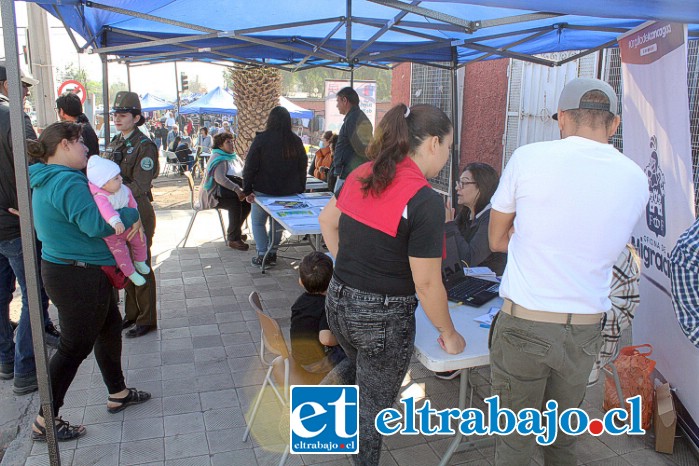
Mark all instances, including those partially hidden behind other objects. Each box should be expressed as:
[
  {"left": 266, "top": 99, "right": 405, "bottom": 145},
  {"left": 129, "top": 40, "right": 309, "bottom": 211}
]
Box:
[{"left": 442, "top": 229, "right": 500, "bottom": 306}]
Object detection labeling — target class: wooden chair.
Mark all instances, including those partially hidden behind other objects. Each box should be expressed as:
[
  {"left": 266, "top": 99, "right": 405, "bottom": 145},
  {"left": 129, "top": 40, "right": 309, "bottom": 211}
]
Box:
[
  {"left": 177, "top": 171, "right": 227, "bottom": 247},
  {"left": 243, "top": 291, "right": 327, "bottom": 465}
]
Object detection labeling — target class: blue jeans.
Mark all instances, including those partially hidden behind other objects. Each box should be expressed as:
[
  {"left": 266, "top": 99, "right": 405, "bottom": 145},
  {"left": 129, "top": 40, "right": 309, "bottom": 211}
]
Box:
[
  {"left": 325, "top": 277, "right": 417, "bottom": 466},
  {"left": 251, "top": 197, "right": 284, "bottom": 256},
  {"left": 0, "top": 237, "right": 51, "bottom": 377}
]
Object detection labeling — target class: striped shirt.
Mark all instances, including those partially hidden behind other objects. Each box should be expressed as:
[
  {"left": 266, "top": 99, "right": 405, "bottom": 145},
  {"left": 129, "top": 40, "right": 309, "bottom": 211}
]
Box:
[
  {"left": 670, "top": 218, "right": 699, "bottom": 348},
  {"left": 588, "top": 244, "right": 640, "bottom": 385}
]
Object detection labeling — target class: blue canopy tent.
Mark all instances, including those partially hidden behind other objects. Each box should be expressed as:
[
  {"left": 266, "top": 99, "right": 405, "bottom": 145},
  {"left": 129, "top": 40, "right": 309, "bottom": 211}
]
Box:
[
  {"left": 179, "top": 86, "right": 238, "bottom": 116},
  {"left": 280, "top": 97, "right": 313, "bottom": 119},
  {"left": 139, "top": 93, "right": 175, "bottom": 112}
]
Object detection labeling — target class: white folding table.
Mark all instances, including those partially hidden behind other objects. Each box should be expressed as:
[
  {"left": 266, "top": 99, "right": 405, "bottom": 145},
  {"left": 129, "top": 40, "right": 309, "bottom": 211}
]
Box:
[
  {"left": 253, "top": 192, "right": 332, "bottom": 272},
  {"left": 414, "top": 297, "right": 502, "bottom": 465}
]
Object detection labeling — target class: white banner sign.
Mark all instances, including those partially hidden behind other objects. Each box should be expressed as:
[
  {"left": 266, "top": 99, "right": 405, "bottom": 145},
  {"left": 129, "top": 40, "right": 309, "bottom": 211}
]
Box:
[
  {"left": 324, "top": 80, "right": 377, "bottom": 133},
  {"left": 620, "top": 21, "right": 699, "bottom": 421}
]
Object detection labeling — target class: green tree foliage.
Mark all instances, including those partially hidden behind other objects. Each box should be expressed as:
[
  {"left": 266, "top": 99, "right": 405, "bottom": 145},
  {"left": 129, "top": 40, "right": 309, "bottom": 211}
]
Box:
[{"left": 224, "top": 66, "right": 391, "bottom": 100}]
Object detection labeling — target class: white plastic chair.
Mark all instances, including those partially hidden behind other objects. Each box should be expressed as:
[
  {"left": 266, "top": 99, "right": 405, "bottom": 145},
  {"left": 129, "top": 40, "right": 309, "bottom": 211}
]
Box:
[{"left": 178, "top": 171, "right": 227, "bottom": 247}]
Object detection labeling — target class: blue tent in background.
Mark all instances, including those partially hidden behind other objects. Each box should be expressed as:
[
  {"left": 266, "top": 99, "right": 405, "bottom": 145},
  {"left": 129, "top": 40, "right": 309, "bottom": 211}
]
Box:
[
  {"left": 179, "top": 86, "right": 237, "bottom": 116},
  {"left": 139, "top": 93, "right": 174, "bottom": 112},
  {"left": 281, "top": 97, "right": 313, "bottom": 119}
]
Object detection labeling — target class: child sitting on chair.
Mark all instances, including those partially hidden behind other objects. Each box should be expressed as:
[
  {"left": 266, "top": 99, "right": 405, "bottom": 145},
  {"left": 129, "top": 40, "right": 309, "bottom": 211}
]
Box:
[
  {"left": 86, "top": 156, "right": 150, "bottom": 286},
  {"left": 290, "top": 252, "right": 345, "bottom": 373}
]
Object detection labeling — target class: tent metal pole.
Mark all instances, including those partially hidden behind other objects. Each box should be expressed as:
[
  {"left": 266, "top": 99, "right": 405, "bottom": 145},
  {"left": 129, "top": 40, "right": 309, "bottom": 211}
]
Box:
[
  {"left": 126, "top": 63, "right": 131, "bottom": 91},
  {"left": 346, "top": 0, "right": 353, "bottom": 65},
  {"left": 0, "top": 0, "right": 60, "bottom": 462},
  {"left": 175, "top": 62, "right": 181, "bottom": 121},
  {"left": 102, "top": 51, "right": 110, "bottom": 149},
  {"left": 450, "top": 46, "right": 460, "bottom": 211}
]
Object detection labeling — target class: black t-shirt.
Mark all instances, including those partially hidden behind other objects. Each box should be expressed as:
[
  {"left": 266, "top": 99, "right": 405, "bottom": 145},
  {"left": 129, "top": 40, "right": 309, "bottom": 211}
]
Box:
[
  {"left": 290, "top": 293, "right": 329, "bottom": 366},
  {"left": 334, "top": 186, "right": 444, "bottom": 296}
]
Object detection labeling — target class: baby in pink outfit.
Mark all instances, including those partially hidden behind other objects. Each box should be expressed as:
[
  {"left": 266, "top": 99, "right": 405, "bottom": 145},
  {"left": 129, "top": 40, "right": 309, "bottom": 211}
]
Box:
[{"left": 86, "top": 156, "right": 150, "bottom": 286}]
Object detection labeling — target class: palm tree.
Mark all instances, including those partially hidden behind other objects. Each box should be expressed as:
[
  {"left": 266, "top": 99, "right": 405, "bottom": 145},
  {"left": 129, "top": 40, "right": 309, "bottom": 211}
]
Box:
[{"left": 227, "top": 65, "right": 281, "bottom": 157}]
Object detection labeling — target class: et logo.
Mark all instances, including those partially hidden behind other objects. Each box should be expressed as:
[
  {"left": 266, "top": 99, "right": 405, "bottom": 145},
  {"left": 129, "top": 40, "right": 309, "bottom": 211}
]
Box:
[{"left": 289, "top": 385, "right": 359, "bottom": 454}]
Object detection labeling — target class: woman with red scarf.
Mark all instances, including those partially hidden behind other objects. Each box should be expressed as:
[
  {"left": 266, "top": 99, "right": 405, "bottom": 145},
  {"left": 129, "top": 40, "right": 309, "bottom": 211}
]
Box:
[{"left": 319, "top": 103, "right": 465, "bottom": 465}]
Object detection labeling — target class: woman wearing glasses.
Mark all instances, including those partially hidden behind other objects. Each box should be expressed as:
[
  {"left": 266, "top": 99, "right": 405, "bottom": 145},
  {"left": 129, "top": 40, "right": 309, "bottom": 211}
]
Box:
[{"left": 447, "top": 162, "right": 507, "bottom": 276}]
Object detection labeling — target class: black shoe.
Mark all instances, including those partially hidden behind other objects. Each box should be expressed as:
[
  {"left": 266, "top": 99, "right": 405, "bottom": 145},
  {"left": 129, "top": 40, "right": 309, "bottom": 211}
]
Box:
[
  {"left": 13, "top": 373, "right": 38, "bottom": 395},
  {"left": 125, "top": 325, "right": 156, "bottom": 338},
  {"left": 251, "top": 254, "right": 276, "bottom": 268},
  {"left": 268, "top": 253, "right": 277, "bottom": 265},
  {"left": 44, "top": 323, "right": 60, "bottom": 347},
  {"left": 122, "top": 318, "right": 136, "bottom": 330}
]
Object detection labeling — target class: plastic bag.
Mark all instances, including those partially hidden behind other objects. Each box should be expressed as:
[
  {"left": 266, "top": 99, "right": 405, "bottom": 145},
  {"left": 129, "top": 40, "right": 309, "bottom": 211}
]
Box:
[{"left": 603, "top": 344, "right": 656, "bottom": 430}]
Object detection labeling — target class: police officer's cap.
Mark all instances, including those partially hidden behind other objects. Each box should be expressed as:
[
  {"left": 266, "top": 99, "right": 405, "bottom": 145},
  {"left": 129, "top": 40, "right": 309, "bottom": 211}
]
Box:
[{"left": 111, "top": 91, "right": 145, "bottom": 126}]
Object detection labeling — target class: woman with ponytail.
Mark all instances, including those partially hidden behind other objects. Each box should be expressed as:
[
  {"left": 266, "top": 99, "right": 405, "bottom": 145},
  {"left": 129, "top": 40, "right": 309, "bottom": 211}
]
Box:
[
  {"left": 27, "top": 122, "right": 150, "bottom": 442},
  {"left": 319, "top": 104, "right": 466, "bottom": 465}
]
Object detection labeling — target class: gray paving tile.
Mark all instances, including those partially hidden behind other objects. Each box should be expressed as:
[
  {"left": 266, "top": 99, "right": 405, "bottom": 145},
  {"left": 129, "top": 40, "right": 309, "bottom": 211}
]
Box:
[
  {"left": 194, "top": 347, "right": 227, "bottom": 363},
  {"left": 254, "top": 445, "right": 303, "bottom": 466},
  {"left": 162, "top": 362, "right": 196, "bottom": 381},
  {"left": 211, "top": 449, "right": 258, "bottom": 466},
  {"left": 206, "top": 426, "right": 254, "bottom": 454},
  {"left": 76, "top": 420, "right": 122, "bottom": 447},
  {"left": 128, "top": 352, "right": 162, "bottom": 369},
  {"left": 189, "top": 324, "right": 221, "bottom": 337},
  {"left": 165, "top": 455, "right": 212, "bottom": 466},
  {"left": 122, "top": 417, "right": 165, "bottom": 442},
  {"left": 123, "top": 396, "right": 163, "bottom": 421},
  {"left": 164, "top": 432, "right": 210, "bottom": 459},
  {"left": 620, "top": 448, "right": 680, "bottom": 466},
  {"left": 72, "top": 442, "right": 120, "bottom": 466},
  {"left": 161, "top": 338, "right": 194, "bottom": 352},
  {"left": 161, "top": 350, "right": 195, "bottom": 365},
  {"left": 127, "top": 366, "right": 163, "bottom": 383},
  {"left": 188, "top": 314, "right": 218, "bottom": 326},
  {"left": 203, "top": 407, "right": 247, "bottom": 431},
  {"left": 391, "top": 442, "right": 442, "bottom": 465},
  {"left": 163, "top": 376, "right": 200, "bottom": 396},
  {"left": 162, "top": 393, "right": 202, "bottom": 416},
  {"left": 192, "top": 334, "right": 223, "bottom": 349},
  {"left": 195, "top": 360, "right": 230, "bottom": 376},
  {"left": 24, "top": 450, "right": 75, "bottom": 466},
  {"left": 164, "top": 412, "right": 206, "bottom": 436},
  {"left": 200, "top": 388, "right": 240, "bottom": 411},
  {"left": 160, "top": 317, "right": 190, "bottom": 330},
  {"left": 224, "top": 342, "right": 258, "bottom": 358},
  {"left": 161, "top": 327, "right": 192, "bottom": 340},
  {"left": 120, "top": 437, "right": 165, "bottom": 465}
]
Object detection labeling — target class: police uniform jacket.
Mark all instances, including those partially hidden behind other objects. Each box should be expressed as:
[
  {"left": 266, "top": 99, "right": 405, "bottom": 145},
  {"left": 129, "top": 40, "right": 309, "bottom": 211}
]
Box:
[{"left": 106, "top": 130, "right": 159, "bottom": 203}]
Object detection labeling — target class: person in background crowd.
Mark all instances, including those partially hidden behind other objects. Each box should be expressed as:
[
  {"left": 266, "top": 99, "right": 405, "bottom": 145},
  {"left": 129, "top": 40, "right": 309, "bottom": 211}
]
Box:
[
  {"left": 243, "top": 106, "right": 307, "bottom": 267},
  {"left": 325, "top": 134, "right": 339, "bottom": 193},
  {"left": 199, "top": 132, "right": 250, "bottom": 251},
  {"left": 164, "top": 110, "right": 175, "bottom": 130},
  {"left": 333, "top": 87, "right": 373, "bottom": 195},
  {"left": 28, "top": 121, "right": 151, "bottom": 442},
  {"left": 55, "top": 92, "right": 99, "bottom": 156},
  {"left": 222, "top": 120, "right": 232, "bottom": 134},
  {"left": 319, "top": 103, "right": 465, "bottom": 465},
  {"left": 488, "top": 78, "right": 648, "bottom": 465},
  {"left": 197, "top": 126, "right": 212, "bottom": 154},
  {"left": 310, "top": 130, "right": 333, "bottom": 181},
  {"left": 105, "top": 92, "right": 159, "bottom": 338},
  {"left": 0, "top": 63, "right": 61, "bottom": 396},
  {"left": 670, "top": 218, "right": 699, "bottom": 348},
  {"left": 166, "top": 124, "right": 180, "bottom": 149},
  {"left": 209, "top": 121, "right": 220, "bottom": 137},
  {"left": 154, "top": 122, "right": 168, "bottom": 151}
]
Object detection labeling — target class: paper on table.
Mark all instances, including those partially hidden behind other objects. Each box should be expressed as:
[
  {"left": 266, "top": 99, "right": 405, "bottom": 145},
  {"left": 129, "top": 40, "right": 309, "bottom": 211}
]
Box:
[{"left": 474, "top": 306, "right": 500, "bottom": 326}]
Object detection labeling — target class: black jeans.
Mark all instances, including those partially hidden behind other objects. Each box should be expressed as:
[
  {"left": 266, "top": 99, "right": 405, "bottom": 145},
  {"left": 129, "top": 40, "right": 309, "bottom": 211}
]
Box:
[
  {"left": 325, "top": 278, "right": 417, "bottom": 466},
  {"left": 40, "top": 261, "right": 126, "bottom": 417},
  {"left": 217, "top": 187, "right": 251, "bottom": 241}
]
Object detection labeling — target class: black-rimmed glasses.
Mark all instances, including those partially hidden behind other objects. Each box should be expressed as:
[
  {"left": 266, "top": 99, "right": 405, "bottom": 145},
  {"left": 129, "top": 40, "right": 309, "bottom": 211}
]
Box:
[{"left": 455, "top": 180, "right": 477, "bottom": 189}]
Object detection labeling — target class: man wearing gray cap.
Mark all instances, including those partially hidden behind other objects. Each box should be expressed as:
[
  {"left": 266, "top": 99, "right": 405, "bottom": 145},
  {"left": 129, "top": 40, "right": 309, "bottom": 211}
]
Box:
[
  {"left": 487, "top": 78, "right": 649, "bottom": 465},
  {"left": 0, "top": 63, "right": 62, "bottom": 394}
]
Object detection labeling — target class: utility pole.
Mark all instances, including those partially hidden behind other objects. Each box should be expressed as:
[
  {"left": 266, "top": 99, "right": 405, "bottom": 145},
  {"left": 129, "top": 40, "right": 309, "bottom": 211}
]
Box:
[{"left": 26, "top": 3, "right": 56, "bottom": 129}]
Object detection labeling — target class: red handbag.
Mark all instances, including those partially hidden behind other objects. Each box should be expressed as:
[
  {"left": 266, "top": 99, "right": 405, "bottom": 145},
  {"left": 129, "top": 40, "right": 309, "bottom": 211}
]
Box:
[{"left": 100, "top": 265, "right": 129, "bottom": 289}]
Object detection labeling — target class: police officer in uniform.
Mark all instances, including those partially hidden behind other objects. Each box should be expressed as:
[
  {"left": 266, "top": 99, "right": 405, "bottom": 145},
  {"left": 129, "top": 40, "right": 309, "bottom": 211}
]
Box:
[{"left": 106, "top": 92, "right": 159, "bottom": 338}]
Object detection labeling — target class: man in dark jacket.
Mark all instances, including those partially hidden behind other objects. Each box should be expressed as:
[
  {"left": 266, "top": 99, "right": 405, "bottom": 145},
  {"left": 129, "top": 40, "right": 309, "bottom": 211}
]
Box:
[
  {"left": 332, "top": 87, "right": 373, "bottom": 195},
  {"left": 56, "top": 92, "right": 100, "bottom": 156},
  {"left": 0, "top": 63, "right": 60, "bottom": 395}
]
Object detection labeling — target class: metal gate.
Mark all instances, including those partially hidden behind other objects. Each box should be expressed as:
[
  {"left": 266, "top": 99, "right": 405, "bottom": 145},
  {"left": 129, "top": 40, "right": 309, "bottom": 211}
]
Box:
[
  {"left": 503, "top": 52, "right": 599, "bottom": 166},
  {"left": 411, "top": 63, "right": 453, "bottom": 194}
]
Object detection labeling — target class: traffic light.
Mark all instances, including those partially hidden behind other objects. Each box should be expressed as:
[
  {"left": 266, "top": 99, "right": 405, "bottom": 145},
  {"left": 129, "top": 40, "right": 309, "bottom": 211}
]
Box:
[{"left": 180, "top": 72, "right": 189, "bottom": 92}]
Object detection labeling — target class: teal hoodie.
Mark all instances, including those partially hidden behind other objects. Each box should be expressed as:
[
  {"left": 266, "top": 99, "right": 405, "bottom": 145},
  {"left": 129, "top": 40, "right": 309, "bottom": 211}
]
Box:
[{"left": 29, "top": 163, "right": 138, "bottom": 265}]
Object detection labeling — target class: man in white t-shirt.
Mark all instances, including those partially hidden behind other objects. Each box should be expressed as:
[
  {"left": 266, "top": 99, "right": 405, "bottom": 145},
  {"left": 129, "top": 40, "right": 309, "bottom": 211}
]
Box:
[{"left": 488, "top": 78, "right": 649, "bottom": 465}]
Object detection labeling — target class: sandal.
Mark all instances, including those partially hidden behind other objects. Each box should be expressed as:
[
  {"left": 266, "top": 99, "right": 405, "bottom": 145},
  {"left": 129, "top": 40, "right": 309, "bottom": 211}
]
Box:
[
  {"left": 31, "top": 418, "right": 86, "bottom": 442},
  {"left": 107, "top": 387, "right": 151, "bottom": 413}
]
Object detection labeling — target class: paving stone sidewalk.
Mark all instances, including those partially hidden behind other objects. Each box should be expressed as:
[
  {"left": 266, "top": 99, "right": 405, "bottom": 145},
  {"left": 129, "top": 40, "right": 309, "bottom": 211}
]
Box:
[{"left": 0, "top": 203, "right": 696, "bottom": 465}]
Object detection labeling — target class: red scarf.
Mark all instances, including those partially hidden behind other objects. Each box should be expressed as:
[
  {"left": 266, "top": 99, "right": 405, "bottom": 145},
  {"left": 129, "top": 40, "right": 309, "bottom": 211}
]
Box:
[{"left": 336, "top": 157, "right": 429, "bottom": 237}]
